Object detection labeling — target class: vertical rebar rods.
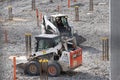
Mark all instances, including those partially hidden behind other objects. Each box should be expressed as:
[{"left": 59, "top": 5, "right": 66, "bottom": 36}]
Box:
[
  {"left": 39, "top": 59, "right": 48, "bottom": 80},
  {"left": 89, "top": 0, "right": 93, "bottom": 11},
  {"left": 25, "top": 33, "right": 32, "bottom": 59},
  {"left": 75, "top": 6, "right": 79, "bottom": 21},
  {"left": 32, "top": 0, "right": 36, "bottom": 10},
  {"left": 102, "top": 37, "right": 109, "bottom": 61},
  {"left": 8, "top": 6, "right": 13, "bottom": 20}
]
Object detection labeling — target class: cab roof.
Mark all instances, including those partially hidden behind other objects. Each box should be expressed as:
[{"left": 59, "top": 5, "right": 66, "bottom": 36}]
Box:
[
  {"left": 35, "top": 34, "right": 59, "bottom": 39},
  {"left": 50, "top": 14, "right": 68, "bottom": 18}
]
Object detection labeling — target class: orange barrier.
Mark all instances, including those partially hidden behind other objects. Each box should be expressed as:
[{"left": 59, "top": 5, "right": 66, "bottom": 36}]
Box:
[
  {"left": 13, "top": 57, "right": 16, "bottom": 80},
  {"left": 68, "top": 0, "right": 70, "bottom": 8},
  {"left": 40, "top": 12, "right": 42, "bottom": 22},
  {"left": 36, "top": 8, "right": 39, "bottom": 26},
  {"left": 70, "top": 48, "right": 82, "bottom": 68}
]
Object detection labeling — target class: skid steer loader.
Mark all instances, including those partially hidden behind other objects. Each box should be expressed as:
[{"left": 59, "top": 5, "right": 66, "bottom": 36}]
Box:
[
  {"left": 40, "top": 14, "right": 79, "bottom": 45},
  {"left": 14, "top": 34, "right": 82, "bottom": 77}
]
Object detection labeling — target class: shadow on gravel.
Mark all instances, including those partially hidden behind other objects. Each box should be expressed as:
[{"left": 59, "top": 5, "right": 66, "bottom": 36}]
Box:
[
  {"left": 74, "top": 34, "right": 87, "bottom": 45},
  {"left": 61, "top": 71, "right": 109, "bottom": 80},
  {"left": 79, "top": 45, "right": 101, "bottom": 54},
  {"left": 77, "top": 35, "right": 87, "bottom": 44}
]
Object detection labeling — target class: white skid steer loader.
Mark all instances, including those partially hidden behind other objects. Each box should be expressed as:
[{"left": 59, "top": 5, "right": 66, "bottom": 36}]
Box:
[
  {"left": 40, "top": 14, "right": 79, "bottom": 46},
  {"left": 10, "top": 34, "right": 82, "bottom": 77}
]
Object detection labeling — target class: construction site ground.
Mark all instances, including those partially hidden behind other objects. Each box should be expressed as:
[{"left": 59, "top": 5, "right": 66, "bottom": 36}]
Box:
[{"left": 0, "top": 0, "right": 109, "bottom": 80}]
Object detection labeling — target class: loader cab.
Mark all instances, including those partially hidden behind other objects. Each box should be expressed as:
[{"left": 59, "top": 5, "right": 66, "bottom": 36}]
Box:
[
  {"left": 50, "top": 14, "right": 72, "bottom": 37},
  {"left": 35, "top": 34, "right": 61, "bottom": 52}
]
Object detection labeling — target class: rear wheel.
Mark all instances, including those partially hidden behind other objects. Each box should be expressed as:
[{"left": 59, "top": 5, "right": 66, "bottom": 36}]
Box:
[
  {"left": 25, "top": 61, "right": 40, "bottom": 76},
  {"left": 48, "top": 62, "right": 61, "bottom": 77}
]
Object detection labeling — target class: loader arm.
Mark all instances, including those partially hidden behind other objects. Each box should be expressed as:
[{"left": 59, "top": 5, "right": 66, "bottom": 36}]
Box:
[{"left": 43, "top": 15, "right": 60, "bottom": 35}]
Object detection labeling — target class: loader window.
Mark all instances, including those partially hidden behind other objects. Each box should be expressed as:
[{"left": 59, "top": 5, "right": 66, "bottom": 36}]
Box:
[
  {"left": 54, "top": 37, "right": 60, "bottom": 45},
  {"left": 35, "top": 36, "right": 60, "bottom": 52},
  {"left": 37, "top": 39, "right": 52, "bottom": 51},
  {"left": 61, "top": 17, "right": 68, "bottom": 26}
]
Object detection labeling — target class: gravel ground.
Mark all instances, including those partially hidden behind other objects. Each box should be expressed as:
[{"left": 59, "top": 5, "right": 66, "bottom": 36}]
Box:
[{"left": 0, "top": 0, "right": 110, "bottom": 80}]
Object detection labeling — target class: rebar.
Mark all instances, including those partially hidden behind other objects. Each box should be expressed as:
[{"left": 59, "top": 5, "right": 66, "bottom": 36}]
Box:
[
  {"left": 39, "top": 59, "right": 48, "bottom": 80},
  {"left": 8, "top": 6, "right": 13, "bottom": 20},
  {"left": 32, "top": 0, "right": 36, "bottom": 10},
  {"left": 25, "top": 33, "right": 32, "bottom": 59},
  {"left": 102, "top": 37, "right": 109, "bottom": 61},
  {"left": 89, "top": 0, "right": 93, "bottom": 11},
  {"left": 75, "top": 6, "right": 79, "bottom": 21}
]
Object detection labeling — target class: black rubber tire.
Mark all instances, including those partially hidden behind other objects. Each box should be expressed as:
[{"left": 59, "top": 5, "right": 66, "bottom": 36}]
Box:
[
  {"left": 25, "top": 61, "right": 40, "bottom": 76},
  {"left": 48, "top": 62, "right": 61, "bottom": 77}
]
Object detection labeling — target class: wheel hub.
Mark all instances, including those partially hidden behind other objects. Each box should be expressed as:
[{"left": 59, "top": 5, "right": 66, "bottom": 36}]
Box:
[
  {"left": 29, "top": 65, "right": 37, "bottom": 73},
  {"left": 48, "top": 66, "right": 56, "bottom": 75}
]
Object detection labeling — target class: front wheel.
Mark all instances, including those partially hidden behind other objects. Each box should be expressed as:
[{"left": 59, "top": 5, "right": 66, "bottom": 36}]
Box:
[{"left": 24, "top": 61, "right": 40, "bottom": 76}]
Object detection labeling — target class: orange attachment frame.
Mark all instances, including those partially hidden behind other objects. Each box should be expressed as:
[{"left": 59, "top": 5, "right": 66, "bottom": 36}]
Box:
[{"left": 70, "top": 48, "right": 82, "bottom": 68}]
